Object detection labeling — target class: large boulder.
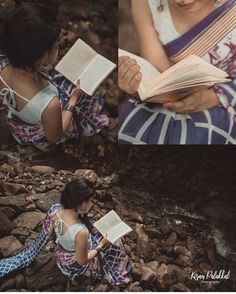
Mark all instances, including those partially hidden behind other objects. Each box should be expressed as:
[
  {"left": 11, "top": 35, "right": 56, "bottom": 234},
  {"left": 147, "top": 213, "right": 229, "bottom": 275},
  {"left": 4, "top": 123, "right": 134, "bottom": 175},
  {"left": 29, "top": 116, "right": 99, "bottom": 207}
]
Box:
[
  {"left": 13, "top": 211, "right": 46, "bottom": 230},
  {"left": 0, "top": 195, "right": 27, "bottom": 212},
  {"left": 25, "top": 254, "right": 67, "bottom": 291},
  {"left": 0, "top": 182, "right": 29, "bottom": 196},
  {"left": 0, "top": 235, "right": 23, "bottom": 257}
]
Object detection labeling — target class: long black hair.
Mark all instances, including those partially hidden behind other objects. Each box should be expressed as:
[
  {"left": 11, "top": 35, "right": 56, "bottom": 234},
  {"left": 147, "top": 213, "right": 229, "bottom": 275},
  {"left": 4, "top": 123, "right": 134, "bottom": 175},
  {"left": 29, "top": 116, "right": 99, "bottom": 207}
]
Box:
[
  {"left": 0, "top": 2, "right": 61, "bottom": 71},
  {"left": 60, "top": 177, "right": 95, "bottom": 233}
]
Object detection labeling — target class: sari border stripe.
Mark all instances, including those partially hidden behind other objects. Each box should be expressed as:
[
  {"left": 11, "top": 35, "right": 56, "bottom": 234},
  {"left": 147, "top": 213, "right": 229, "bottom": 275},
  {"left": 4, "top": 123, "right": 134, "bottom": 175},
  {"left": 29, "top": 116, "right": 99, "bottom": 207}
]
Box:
[{"left": 164, "top": 0, "right": 235, "bottom": 57}]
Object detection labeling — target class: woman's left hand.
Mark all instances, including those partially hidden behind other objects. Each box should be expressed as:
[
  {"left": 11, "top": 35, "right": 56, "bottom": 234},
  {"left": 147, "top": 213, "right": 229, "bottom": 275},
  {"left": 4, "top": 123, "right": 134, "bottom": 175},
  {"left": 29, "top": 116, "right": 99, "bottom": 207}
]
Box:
[{"left": 164, "top": 88, "right": 220, "bottom": 114}]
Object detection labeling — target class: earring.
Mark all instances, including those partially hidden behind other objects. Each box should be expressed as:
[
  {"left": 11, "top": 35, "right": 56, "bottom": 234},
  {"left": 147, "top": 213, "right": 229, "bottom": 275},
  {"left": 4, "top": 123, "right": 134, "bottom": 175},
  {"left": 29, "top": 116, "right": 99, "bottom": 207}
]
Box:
[{"left": 157, "top": 0, "right": 164, "bottom": 12}]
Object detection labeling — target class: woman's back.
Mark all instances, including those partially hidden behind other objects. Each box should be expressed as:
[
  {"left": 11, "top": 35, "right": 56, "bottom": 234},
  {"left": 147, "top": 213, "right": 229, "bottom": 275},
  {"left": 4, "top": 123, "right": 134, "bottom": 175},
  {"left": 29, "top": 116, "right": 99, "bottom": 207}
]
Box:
[
  {"left": 0, "top": 56, "right": 59, "bottom": 124},
  {"left": 53, "top": 210, "right": 87, "bottom": 251}
]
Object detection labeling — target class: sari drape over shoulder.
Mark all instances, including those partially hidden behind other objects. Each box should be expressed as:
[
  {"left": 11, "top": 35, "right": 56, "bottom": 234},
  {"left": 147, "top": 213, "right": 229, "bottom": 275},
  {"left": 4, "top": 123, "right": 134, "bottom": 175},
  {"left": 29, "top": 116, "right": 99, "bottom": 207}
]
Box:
[{"left": 119, "top": 0, "right": 236, "bottom": 144}]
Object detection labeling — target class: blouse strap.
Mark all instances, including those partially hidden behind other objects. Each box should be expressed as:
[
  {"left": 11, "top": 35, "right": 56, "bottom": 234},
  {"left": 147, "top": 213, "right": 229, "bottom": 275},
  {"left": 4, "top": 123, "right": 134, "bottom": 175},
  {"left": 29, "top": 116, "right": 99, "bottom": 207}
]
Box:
[
  {"left": 0, "top": 75, "right": 30, "bottom": 103},
  {"left": 54, "top": 213, "right": 70, "bottom": 236}
]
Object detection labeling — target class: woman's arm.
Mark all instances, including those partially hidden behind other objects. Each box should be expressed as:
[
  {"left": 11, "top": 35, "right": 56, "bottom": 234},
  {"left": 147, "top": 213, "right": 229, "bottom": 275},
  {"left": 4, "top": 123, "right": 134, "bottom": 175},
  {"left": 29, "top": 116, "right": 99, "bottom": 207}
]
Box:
[
  {"left": 75, "top": 230, "right": 109, "bottom": 266},
  {"left": 131, "top": 0, "right": 172, "bottom": 72},
  {"left": 41, "top": 82, "right": 81, "bottom": 143}
]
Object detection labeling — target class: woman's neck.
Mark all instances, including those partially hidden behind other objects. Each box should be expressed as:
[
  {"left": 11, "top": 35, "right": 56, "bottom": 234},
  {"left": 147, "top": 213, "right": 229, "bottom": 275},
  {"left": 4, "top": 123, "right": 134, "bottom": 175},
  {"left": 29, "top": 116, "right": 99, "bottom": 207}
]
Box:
[{"left": 9, "top": 65, "right": 41, "bottom": 84}]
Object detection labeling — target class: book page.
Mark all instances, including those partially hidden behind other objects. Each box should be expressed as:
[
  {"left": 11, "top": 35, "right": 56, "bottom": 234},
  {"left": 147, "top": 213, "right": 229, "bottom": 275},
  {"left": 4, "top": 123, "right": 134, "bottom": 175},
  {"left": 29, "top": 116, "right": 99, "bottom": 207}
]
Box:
[
  {"left": 93, "top": 210, "right": 133, "bottom": 244},
  {"left": 77, "top": 54, "right": 116, "bottom": 96},
  {"left": 106, "top": 222, "right": 133, "bottom": 244},
  {"left": 118, "top": 49, "right": 160, "bottom": 99},
  {"left": 147, "top": 55, "right": 229, "bottom": 98},
  {"left": 94, "top": 210, "right": 122, "bottom": 236},
  {"left": 55, "top": 39, "right": 97, "bottom": 84}
]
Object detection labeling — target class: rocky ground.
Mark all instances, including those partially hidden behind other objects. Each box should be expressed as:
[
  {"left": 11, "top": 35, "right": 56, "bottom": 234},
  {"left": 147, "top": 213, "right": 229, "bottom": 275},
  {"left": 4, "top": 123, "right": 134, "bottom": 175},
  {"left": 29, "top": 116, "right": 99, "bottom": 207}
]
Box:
[{"left": 0, "top": 147, "right": 236, "bottom": 292}]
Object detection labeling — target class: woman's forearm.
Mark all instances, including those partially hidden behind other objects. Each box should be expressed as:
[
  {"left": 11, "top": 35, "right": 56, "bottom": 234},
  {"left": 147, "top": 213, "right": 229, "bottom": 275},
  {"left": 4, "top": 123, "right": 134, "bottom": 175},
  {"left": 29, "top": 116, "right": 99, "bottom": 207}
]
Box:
[
  {"left": 61, "top": 96, "right": 78, "bottom": 134},
  {"left": 87, "top": 249, "right": 98, "bottom": 261}
]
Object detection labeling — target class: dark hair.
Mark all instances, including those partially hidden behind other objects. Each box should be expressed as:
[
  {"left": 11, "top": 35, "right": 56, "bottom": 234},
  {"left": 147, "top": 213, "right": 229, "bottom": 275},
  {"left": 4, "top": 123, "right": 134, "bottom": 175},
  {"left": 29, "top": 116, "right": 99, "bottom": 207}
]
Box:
[
  {"left": 61, "top": 177, "right": 95, "bottom": 233},
  {"left": 0, "top": 3, "right": 61, "bottom": 71}
]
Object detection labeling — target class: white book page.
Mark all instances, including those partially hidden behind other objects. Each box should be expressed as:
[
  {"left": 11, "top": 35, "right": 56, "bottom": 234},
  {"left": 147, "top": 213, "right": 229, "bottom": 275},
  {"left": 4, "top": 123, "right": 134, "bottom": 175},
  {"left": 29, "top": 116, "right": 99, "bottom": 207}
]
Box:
[
  {"left": 118, "top": 49, "right": 160, "bottom": 99},
  {"left": 94, "top": 210, "right": 132, "bottom": 244},
  {"left": 106, "top": 222, "right": 133, "bottom": 244},
  {"left": 77, "top": 54, "right": 116, "bottom": 96},
  {"left": 55, "top": 39, "right": 97, "bottom": 84},
  {"left": 94, "top": 210, "right": 122, "bottom": 236}
]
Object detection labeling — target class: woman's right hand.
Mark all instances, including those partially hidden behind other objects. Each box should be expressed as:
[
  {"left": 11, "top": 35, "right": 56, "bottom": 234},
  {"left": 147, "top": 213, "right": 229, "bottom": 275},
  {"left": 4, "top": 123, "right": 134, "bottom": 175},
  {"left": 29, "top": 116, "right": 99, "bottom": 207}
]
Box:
[
  {"left": 118, "top": 56, "right": 142, "bottom": 95},
  {"left": 98, "top": 237, "right": 110, "bottom": 248},
  {"left": 69, "top": 80, "right": 81, "bottom": 105}
]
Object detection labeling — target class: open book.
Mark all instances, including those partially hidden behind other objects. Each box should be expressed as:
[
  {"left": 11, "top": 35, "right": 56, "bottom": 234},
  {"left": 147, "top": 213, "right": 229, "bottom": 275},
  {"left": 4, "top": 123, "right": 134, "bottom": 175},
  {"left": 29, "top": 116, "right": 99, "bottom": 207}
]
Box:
[
  {"left": 55, "top": 39, "right": 116, "bottom": 96},
  {"left": 93, "top": 210, "right": 133, "bottom": 244},
  {"left": 119, "top": 49, "right": 230, "bottom": 102}
]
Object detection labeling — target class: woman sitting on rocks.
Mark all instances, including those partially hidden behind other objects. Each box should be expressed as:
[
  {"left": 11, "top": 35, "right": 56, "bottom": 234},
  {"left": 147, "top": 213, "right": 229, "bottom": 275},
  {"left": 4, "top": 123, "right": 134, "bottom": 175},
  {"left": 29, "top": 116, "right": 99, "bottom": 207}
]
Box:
[
  {"left": 0, "top": 3, "right": 108, "bottom": 146},
  {"left": 0, "top": 177, "right": 130, "bottom": 286}
]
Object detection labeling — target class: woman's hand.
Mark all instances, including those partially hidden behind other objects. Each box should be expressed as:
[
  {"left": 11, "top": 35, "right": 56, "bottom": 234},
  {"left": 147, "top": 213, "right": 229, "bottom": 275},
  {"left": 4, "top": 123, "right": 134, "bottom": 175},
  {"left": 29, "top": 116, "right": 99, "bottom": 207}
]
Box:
[
  {"left": 118, "top": 56, "right": 142, "bottom": 95},
  {"left": 164, "top": 88, "right": 220, "bottom": 113},
  {"left": 98, "top": 237, "right": 110, "bottom": 248},
  {"left": 69, "top": 80, "right": 82, "bottom": 105}
]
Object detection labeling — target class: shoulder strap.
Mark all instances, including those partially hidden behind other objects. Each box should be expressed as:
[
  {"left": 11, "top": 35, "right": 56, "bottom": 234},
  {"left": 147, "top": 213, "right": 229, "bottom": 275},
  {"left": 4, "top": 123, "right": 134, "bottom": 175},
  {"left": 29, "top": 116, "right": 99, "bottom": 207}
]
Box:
[{"left": 0, "top": 75, "right": 30, "bottom": 103}]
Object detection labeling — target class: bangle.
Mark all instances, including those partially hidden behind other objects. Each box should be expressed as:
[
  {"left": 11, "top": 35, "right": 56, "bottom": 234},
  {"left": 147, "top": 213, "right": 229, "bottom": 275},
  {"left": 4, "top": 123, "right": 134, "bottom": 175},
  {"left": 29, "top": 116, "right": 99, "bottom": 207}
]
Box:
[
  {"left": 95, "top": 247, "right": 102, "bottom": 254},
  {"left": 64, "top": 103, "right": 75, "bottom": 113}
]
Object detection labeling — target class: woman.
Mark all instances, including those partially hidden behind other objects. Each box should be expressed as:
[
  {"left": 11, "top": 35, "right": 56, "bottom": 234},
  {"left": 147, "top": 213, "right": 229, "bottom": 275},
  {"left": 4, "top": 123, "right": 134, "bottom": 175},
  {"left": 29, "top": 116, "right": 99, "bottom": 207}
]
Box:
[
  {"left": 0, "top": 177, "right": 130, "bottom": 286},
  {"left": 0, "top": 3, "right": 108, "bottom": 146},
  {"left": 119, "top": 0, "right": 236, "bottom": 144}
]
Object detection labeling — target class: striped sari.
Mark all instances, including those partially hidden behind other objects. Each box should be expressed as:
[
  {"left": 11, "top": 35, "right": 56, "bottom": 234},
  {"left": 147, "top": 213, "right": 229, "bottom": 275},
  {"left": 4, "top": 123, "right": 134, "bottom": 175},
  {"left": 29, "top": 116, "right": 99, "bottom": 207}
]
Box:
[{"left": 119, "top": 0, "right": 236, "bottom": 145}]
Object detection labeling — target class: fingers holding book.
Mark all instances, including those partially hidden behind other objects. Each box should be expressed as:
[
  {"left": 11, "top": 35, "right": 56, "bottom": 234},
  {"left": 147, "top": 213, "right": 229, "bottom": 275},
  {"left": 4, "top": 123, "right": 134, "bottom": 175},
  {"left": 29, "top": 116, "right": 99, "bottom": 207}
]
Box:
[
  {"left": 69, "top": 79, "right": 82, "bottom": 104},
  {"left": 118, "top": 56, "right": 142, "bottom": 96},
  {"left": 164, "top": 88, "right": 220, "bottom": 113}
]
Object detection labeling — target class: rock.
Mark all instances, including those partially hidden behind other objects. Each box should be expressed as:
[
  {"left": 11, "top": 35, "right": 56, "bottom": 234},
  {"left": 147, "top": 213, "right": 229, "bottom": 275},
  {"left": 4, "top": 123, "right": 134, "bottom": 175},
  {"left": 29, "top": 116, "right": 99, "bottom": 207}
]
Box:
[
  {"left": 25, "top": 255, "right": 67, "bottom": 291},
  {"left": 174, "top": 245, "right": 193, "bottom": 266},
  {"left": 13, "top": 211, "right": 46, "bottom": 230},
  {"left": 126, "top": 211, "right": 143, "bottom": 223},
  {"left": 30, "top": 166, "right": 55, "bottom": 174},
  {"left": 141, "top": 265, "right": 156, "bottom": 283},
  {"left": 0, "top": 211, "right": 14, "bottom": 237},
  {"left": 128, "top": 281, "right": 143, "bottom": 292},
  {"left": 14, "top": 274, "right": 26, "bottom": 289},
  {"left": 0, "top": 195, "right": 27, "bottom": 211},
  {"left": 35, "top": 190, "right": 61, "bottom": 212},
  {"left": 131, "top": 262, "right": 142, "bottom": 281},
  {"left": 0, "top": 182, "right": 29, "bottom": 195},
  {"left": 74, "top": 169, "right": 103, "bottom": 186},
  {"left": 11, "top": 228, "right": 30, "bottom": 242},
  {"left": 0, "top": 206, "right": 17, "bottom": 219},
  {"left": 174, "top": 245, "right": 191, "bottom": 257},
  {"left": 165, "top": 232, "right": 177, "bottom": 246},
  {"left": 93, "top": 284, "right": 110, "bottom": 292},
  {"left": 170, "top": 282, "right": 191, "bottom": 292},
  {"left": 159, "top": 220, "right": 171, "bottom": 234},
  {"left": 0, "top": 278, "right": 15, "bottom": 291},
  {"left": 136, "top": 224, "right": 149, "bottom": 248},
  {"left": 0, "top": 235, "right": 23, "bottom": 257},
  {"left": 156, "top": 263, "right": 168, "bottom": 288},
  {"left": 166, "top": 264, "right": 190, "bottom": 283},
  {"left": 146, "top": 261, "right": 159, "bottom": 272},
  {"left": 0, "top": 163, "right": 14, "bottom": 173}
]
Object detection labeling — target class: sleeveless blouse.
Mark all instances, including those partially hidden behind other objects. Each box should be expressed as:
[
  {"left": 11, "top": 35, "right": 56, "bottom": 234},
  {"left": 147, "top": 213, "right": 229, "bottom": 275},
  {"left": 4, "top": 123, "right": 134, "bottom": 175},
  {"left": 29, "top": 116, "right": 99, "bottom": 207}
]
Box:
[
  {"left": 0, "top": 55, "right": 59, "bottom": 124},
  {"left": 54, "top": 214, "right": 87, "bottom": 251},
  {"left": 148, "top": 0, "right": 181, "bottom": 45}
]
